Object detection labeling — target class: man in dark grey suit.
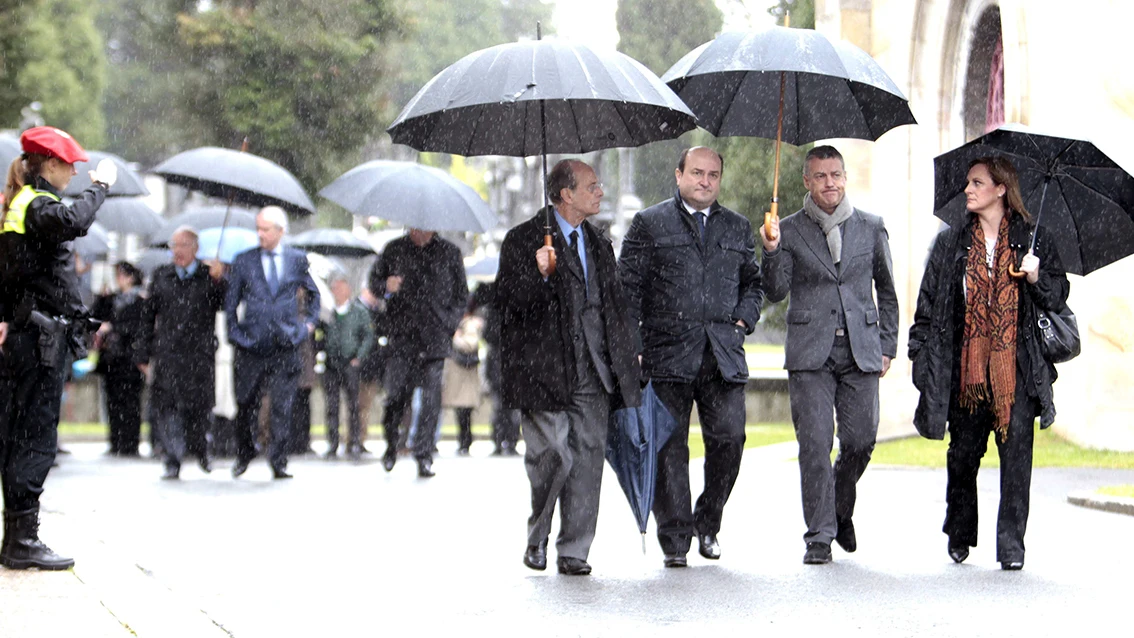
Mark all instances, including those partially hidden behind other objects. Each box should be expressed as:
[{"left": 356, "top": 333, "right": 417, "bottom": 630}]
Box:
[
  {"left": 498, "top": 159, "right": 641, "bottom": 576},
  {"left": 620, "top": 147, "right": 764, "bottom": 567},
  {"left": 761, "top": 145, "right": 898, "bottom": 564}
]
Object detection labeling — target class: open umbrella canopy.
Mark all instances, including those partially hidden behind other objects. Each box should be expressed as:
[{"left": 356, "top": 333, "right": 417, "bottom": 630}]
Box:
[
  {"left": 152, "top": 146, "right": 314, "bottom": 215},
  {"left": 92, "top": 197, "right": 164, "bottom": 237},
  {"left": 72, "top": 221, "right": 109, "bottom": 258},
  {"left": 0, "top": 133, "right": 20, "bottom": 169},
  {"left": 934, "top": 123, "right": 1134, "bottom": 275},
  {"left": 197, "top": 227, "right": 260, "bottom": 264},
  {"left": 66, "top": 151, "right": 149, "bottom": 197},
  {"left": 288, "top": 228, "right": 376, "bottom": 258},
  {"left": 319, "top": 160, "right": 496, "bottom": 233},
  {"left": 662, "top": 28, "right": 915, "bottom": 144},
  {"left": 135, "top": 248, "right": 172, "bottom": 276},
  {"left": 605, "top": 381, "right": 678, "bottom": 538},
  {"left": 464, "top": 254, "right": 499, "bottom": 282},
  {"left": 151, "top": 206, "right": 258, "bottom": 247},
  {"left": 387, "top": 38, "right": 696, "bottom": 157}
]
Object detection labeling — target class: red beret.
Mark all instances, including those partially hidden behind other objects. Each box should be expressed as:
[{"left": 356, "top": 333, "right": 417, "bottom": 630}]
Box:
[{"left": 20, "top": 126, "right": 88, "bottom": 164}]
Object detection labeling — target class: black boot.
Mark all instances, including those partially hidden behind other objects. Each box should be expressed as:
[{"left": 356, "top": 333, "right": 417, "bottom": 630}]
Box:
[{"left": 0, "top": 507, "right": 75, "bottom": 570}]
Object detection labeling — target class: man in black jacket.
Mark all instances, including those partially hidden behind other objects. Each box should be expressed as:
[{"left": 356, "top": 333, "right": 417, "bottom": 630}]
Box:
[
  {"left": 368, "top": 228, "right": 467, "bottom": 478},
  {"left": 619, "top": 146, "right": 763, "bottom": 567},
  {"left": 140, "top": 226, "right": 226, "bottom": 480},
  {"left": 499, "top": 159, "right": 641, "bottom": 576}
]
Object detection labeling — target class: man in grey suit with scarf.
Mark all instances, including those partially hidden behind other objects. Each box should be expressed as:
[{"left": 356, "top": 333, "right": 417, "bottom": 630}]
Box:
[
  {"left": 761, "top": 145, "right": 898, "bottom": 564},
  {"left": 497, "top": 159, "right": 641, "bottom": 576}
]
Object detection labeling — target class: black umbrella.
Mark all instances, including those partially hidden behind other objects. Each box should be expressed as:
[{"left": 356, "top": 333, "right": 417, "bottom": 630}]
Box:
[
  {"left": 933, "top": 123, "right": 1134, "bottom": 276},
  {"left": 320, "top": 160, "right": 496, "bottom": 233},
  {"left": 388, "top": 30, "right": 695, "bottom": 270},
  {"left": 150, "top": 206, "right": 258, "bottom": 247},
  {"left": 288, "top": 228, "right": 376, "bottom": 258},
  {"left": 152, "top": 146, "right": 314, "bottom": 216},
  {"left": 66, "top": 151, "right": 150, "bottom": 197},
  {"left": 605, "top": 381, "right": 678, "bottom": 547},
  {"left": 662, "top": 24, "right": 916, "bottom": 235},
  {"left": 91, "top": 197, "right": 164, "bottom": 237}
]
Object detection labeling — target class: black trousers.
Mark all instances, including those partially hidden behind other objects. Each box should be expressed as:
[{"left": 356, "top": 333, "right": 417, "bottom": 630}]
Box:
[
  {"left": 652, "top": 345, "right": 747, "bottom": 556},
  {"left": 324, "top": 364, "right": 362, "bottom": 452},
  {"left": 288, "top": 388, "right": 312, "bottom": 454},
  {"left": 233, "top": 347, "right": 299, "bottom": 470},
  {"left": 788, "top": 334, "right": 879, "bottom": 545},
  {"left": 944, "top": 375, "right": 1036, "bottom": 562},
  {"left": 0, "top": 329, "right": 68, "bottom": 512},
  {"left": 155, "top": 397, "right": 210, "bottom": 469},
  {"left": 455, "top": 408, "right": 473, "bottom": 450},
  {"left": 382, "top": 356, "right": 443, "bottom": 462},
  {"left": 104, "top": 365, "right": 144, "bottom": 455}
]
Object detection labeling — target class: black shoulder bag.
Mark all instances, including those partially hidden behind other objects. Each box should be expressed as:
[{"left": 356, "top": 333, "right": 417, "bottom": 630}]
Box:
[{"left": 1035, "top": 303, "right": 1080, "bottom": 364}]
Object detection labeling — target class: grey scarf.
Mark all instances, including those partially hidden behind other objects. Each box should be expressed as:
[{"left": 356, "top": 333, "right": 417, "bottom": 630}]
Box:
[{"left": 803, "top": 192, "right": 854, "bottom": 264}]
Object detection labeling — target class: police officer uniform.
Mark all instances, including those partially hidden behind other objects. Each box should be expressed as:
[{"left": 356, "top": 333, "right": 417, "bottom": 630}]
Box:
[{"left": 0, "top": 127, "right": 107, "bottom": 570}]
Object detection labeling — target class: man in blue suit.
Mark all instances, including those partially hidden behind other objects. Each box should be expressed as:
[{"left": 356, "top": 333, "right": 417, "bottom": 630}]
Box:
[{"left": 224, "top": 206, "right": 320, "bottom": 479}]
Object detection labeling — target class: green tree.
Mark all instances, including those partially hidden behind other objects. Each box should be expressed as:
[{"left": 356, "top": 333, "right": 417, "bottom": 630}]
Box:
[
  {"left": 0, "top": 0, "right": 106, "bottom": 146},
  {"left": 616, "top": 0, "right": 720, "bottom": 208}
]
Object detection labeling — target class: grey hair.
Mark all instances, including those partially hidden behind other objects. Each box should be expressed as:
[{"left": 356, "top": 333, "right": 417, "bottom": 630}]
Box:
[{"left": 259, "top": 205, "right": 289, "bottom": 233}]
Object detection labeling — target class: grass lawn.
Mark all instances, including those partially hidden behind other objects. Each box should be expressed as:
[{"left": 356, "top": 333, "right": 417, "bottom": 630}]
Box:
[
  {"left": 1097, "top": 485, "right": 1134, "bottom": 498},
  {"left": 688, "top": 423, "right": 795, "bottom": 459},
  {"left": 871, "top": 426, "right": 1134, "bottom": 469}
]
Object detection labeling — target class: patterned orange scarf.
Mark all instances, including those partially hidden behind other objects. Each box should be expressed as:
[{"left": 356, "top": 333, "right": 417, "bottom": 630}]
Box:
[{"left": 959, "top": 215, "right": 1018, "bottom": 442}]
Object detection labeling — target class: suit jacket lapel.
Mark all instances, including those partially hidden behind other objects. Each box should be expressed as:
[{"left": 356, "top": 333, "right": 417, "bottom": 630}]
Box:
[
  {"left": 837, "top": 211, "right": 862, "bottom": 277},
  {"left": 797, "top": 213, "right": 838, "bottom": 277}
]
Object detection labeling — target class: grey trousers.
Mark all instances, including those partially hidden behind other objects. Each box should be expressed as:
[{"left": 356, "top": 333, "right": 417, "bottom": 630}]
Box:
[
  {"left": 789, "top": 335, "right": 879, "bottom": 545},
  {"left": 521, "top": 391, "right": 610, "bottom": 561}
]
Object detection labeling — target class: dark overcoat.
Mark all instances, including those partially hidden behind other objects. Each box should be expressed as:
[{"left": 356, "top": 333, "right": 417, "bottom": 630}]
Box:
[
  {"left": 497, "top": 211, "right": 641, "bottom": 412},
  {"left": 908, "top": 213, "right": 1070, "bottom": 439}
]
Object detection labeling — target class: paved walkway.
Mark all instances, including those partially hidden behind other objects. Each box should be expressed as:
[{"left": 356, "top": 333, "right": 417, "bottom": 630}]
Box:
[{"left": 2, "top": 440, "right": 1132, "bottom": 637}]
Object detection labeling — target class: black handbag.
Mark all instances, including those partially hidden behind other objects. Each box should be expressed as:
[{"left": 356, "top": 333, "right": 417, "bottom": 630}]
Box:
[{"left": 1035, "top": 304, "right": 1080, "bottom": 364}]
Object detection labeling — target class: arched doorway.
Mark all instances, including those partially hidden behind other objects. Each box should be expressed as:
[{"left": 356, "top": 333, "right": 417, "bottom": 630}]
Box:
[{"left": 962, "top": 5, "right": 1004, "bottom": 138}]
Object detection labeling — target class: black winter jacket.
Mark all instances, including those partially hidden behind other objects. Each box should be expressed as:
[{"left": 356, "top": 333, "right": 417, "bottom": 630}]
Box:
[{"left": 908, "top": 213, "right": 1069, "bottom": 439}]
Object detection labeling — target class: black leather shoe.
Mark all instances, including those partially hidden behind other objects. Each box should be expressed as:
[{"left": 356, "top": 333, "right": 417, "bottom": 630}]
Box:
[
  {"left": 556, "top": 556, "right": 592, "bottom": 575},
  {"left": 161, "top": 465, "right": 180, "bottom": 480},
  {"left": 835, "top": 517, "right": 857, "bottom": 553},
  {"left": 271, "top": 467, "right": 293, "bottom": 480},
  {"left": 198, "top": 457, "right": 212, "bottom": 474},
  {"left": 698, "top": 533, "right": 721, "bottom": 560},
  {"left": 523, "top": 541, "right": 547, "bottom": 571},
  {"left": 803, "top": 542, "right": 832, "bottom": 565},
  {"left": 232, "top": 457, "right": 250, "bottom": 478},
  {"left": 417, "top": 458, "right": 435, "bottom": 478},
  {"left": 948, "top": 539, "right": 969, "bottom": 564},
  {"left": 1000, "top": 560, "right": 1024, "bottom": 571},
  {"left": 324, "top": 449, "right": 338, "bottom": 460},
  {"left": 663, "top": 554, "right": 688, "bottom": 568},
  {"left": 382, "top": 453, "right": 396, "bottom": 472}
]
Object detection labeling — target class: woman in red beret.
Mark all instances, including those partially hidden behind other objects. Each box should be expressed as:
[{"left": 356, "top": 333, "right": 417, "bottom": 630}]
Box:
[{"left": 0, "top": 126, "right": 117, "bottom": 570}]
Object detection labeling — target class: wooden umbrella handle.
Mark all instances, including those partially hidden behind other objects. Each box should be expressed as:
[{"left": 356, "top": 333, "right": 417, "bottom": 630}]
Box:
[
  {"left": 544, "top": 234, "right": 556, "bottom": 275},
  {"left": 764, "top": 203, "right": 780, "bottom": 242}
]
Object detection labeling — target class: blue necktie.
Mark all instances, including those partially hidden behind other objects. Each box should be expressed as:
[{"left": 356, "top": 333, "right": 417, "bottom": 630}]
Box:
[
  {"left": 696, "top": 212, "right": 707, "bottom": 247},
  {"left": 268, "top": 251, "right": 279, "bottom": 294}
]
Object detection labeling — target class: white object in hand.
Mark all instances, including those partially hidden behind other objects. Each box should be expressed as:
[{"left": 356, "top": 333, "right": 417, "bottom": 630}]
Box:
[{"left": 92, "top": 158, "right": 118, "bottom": 187}]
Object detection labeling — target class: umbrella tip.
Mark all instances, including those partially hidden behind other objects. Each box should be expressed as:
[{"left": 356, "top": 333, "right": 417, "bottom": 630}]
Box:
[
  {"left": 537, "top": 21, "right": 542, "bottom": 40},
  {"left": 642, "top": 533, "right": 647, "bottom": 555}
]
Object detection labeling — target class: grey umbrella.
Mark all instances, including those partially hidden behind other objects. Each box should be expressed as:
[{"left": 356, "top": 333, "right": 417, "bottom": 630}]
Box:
[
  {"left": 0, "top": 133, "right": 19, "bottom": 170},
  {"left": 288, "top": 228, "right": 376, "bottom": 258},
  {"left": 152, "top": 146, "right": 314, "bottom": 216},
  {"left": 150, "top": 206, "right": 258, "bottom": 247},
  {"left": 136, "top": 248, "right": 173, "bottom": 276},
  {"left": 319, "top": 160, "right": 496, "bottom": 233},
  {"left": 66, "top": 151, "right": 150, "bottom": 197},
  {"left": 662, "top": 25, "right": 916, "bottom": 234},
  {"left": 388, "top": 32, "right": 695, "bottom": 271},
  {"left": 92, "top": 197, "right": 164, "bottom": 237},
  {"left": 72, "top": 221, "right": 109, "bottom": 258}
]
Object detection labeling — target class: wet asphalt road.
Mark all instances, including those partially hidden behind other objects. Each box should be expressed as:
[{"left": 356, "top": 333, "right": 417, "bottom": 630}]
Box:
[{"left": 24, "top": 441, "right": 1134, "bottom": 637}]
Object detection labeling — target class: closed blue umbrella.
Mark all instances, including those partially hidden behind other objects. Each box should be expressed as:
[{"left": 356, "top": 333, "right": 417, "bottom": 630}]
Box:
[{"left": 605, "top": 381, "right": 678, "bottom": 549}]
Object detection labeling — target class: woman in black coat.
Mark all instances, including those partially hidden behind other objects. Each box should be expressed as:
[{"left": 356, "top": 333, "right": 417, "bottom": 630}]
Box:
[
  {"left": 909, "top": 156, "right": 1069, "bottom": 571},
  {"left": 93, "top": 262, "right": 146, "bottom": 457}
]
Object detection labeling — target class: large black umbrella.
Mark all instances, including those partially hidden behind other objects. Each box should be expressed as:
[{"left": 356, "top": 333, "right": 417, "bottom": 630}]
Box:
[
  {"left": 288, "top": 228, "right": 376, "bottom": 258},
  {"left": 150, "top": 206, "right": 258, "bottom": 247},
  {"left": 605, "top": 381, "right": 678, "bottom": 547},
  {"left": 66, "top": 151, "right": 149, "bottom": 197},
  {"left": 92, "top": 197, "right": 164, "bottom": 237},
  {"left": 933, "top": 123, "right": 1134, "bottom": 276},
  {"left": 319, "top": 160, "right": 496, "bottom": 233},
  {"left": 388, "top": 33, "right": 695, "bottom": 270},
  {"left": 662, "top": 24, "right": 916, "bottom": 234},
  {"left": 152, "top": 146, "right": 314, "bottom": 216}
]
